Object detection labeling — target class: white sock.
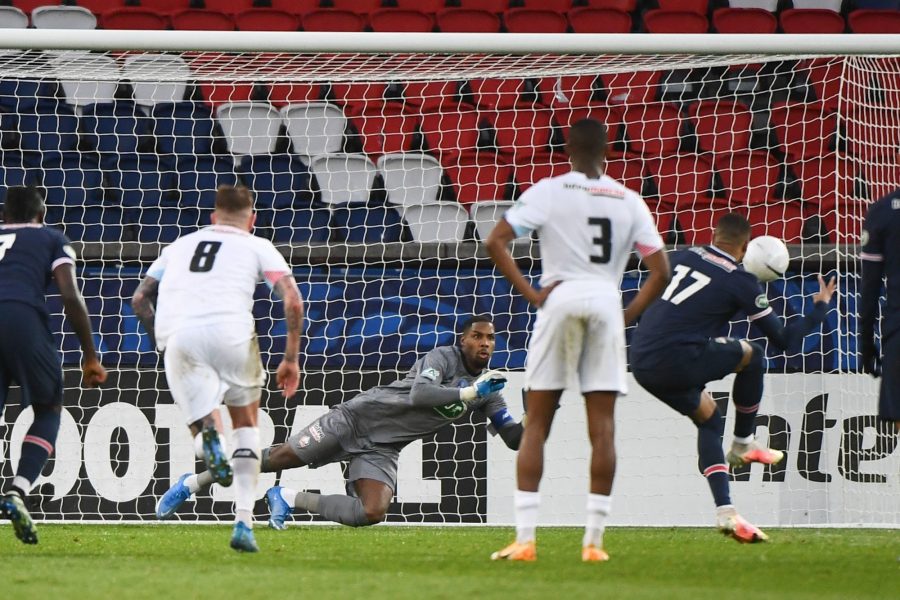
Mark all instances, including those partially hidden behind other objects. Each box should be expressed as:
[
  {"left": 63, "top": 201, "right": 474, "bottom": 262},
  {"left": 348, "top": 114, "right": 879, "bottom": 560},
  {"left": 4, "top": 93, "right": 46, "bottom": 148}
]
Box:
[
  {"left": 733, "top": 434, "right": 754, "bottom": 446},
  {"left": 193, "top": 433, "right": 204, "bottom": 459},
  {"left": 11, "top": 476, "right": 33, "bottom": 496},
  {"left": 185, "top": 471, "right": 214, "bottom": 494},
  {"left": 514, "top": 490, "right": 540, "bottom": 544},
  {"left": 583, "top": 493, "right": 612, "bottom": 548},
  {"left": 231, "top": 427, "right": 260, "bottom": 528},
  {"left": 280, "top": 487, "right": 298, "bottom": 507}
]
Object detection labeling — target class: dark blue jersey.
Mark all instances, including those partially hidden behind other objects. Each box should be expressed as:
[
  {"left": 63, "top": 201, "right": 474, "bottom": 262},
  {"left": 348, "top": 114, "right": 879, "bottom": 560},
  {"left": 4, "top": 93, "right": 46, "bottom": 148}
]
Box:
[
  {"left": 0, "top": 223, "right": 75, "bottom": 319},
  {"left": 631, "top": 245, "right": 828, "bottom": 368},
  {"left": 860, "top": 190, "right": 900, "bottom": 341}
]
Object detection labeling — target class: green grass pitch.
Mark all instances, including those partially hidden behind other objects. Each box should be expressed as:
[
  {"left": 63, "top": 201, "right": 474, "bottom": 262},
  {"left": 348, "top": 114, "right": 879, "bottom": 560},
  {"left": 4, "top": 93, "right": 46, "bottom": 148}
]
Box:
[{"left": 0, "top": 525, "right": 897, "bottom": 599}]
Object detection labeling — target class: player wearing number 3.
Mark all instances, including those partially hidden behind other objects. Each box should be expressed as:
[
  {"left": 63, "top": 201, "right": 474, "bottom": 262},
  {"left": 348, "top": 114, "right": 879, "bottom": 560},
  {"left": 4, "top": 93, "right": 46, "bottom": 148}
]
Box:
[
  {"left": 132, "top": 185, "right": 304, "bottom": 552},
  {"left": 486, "top": 119, "right": 671, "bottom": 562},
  {"left": 630, "top": 213, "right": 837, "bottom": 543}
]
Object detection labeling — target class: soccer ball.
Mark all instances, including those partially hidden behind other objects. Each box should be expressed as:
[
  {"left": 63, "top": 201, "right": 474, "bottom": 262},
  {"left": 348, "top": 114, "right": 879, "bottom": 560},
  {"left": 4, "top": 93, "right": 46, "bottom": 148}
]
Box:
[{"left": 742, "top": 236, "right": 790, "bottom": 282}]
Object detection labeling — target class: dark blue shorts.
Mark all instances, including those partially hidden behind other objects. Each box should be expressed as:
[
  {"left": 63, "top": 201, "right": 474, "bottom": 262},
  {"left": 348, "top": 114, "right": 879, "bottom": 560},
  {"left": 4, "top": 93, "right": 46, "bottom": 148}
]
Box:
[
  {"left": 632, "top": 338, "right": 745, "bottom": 416},
  {"left": 0, "top": 302, "right": 63, "bottom": 410},
  {"left": 879, "top": 333, "right": 899, "bottom": 422}
]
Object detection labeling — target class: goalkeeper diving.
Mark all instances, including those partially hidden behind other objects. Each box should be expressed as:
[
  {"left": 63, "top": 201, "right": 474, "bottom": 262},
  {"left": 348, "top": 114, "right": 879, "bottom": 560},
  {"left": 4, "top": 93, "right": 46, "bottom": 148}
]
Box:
[{"left": 157, "top": 315, "right": 523, "bottom": 528}]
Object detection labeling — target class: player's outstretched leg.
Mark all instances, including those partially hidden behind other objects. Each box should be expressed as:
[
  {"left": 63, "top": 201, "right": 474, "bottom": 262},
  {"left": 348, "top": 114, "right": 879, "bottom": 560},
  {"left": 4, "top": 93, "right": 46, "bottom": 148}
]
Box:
[
  {"left": 0, "top": 492, "right": 38, "bottom": 545},
  {"left": 265, "top": 486, "right": 293, "bottom": 530},
  {"left": 156, "top": 473, "right": 192, "bottom": 519},
  {"left": 202, "top": 425, "right": 233, "bottom": 486},
  {"left": 716, "top": 507, "right": 769, "bottom": 544},
  {"left": 726, "top": 439, "right": 784, "bottom": 467}
]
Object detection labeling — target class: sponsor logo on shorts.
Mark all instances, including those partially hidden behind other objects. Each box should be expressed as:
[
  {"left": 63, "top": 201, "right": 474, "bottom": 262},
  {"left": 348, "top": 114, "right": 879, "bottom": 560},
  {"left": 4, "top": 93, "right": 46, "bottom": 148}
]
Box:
[
  {"left": 310, "top": 424, "right": 324, "bottom": 442},
  {"left": 755, "top": 294, "right": 769, "bottom": 309},
  {"left": 298, "top": 435, "right": 311, "bottom": 448}
]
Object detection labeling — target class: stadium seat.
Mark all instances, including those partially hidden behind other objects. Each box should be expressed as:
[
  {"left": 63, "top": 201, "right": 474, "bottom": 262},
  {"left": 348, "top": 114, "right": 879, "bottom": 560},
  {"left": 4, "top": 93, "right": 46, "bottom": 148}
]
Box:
[
  {"left": 329, "top": 0, "right": 382, "bottom": 13},
  {"left": 16, "top": 108, "right": 81, "bottom": 161},
  {"left": 75, "top": 0, "right": 125, "bottom": 14},
  {"left": 537, "top": 74, "right": 600, "bottom": 107},
  {"left": 271, "top": 206, "right": 331, "bottom": 244},
  {"left": 281, "top": 101, "right": 347, "bottom": 157},
  {"left": 688, "top": 100, "right": 753, "bottom": 154},
  {"left": 605, "top": 154, "right": 646, "bottom": 195},
  {"left": 856, "top": 0, "right": 900, "bottom": 7},
  {"left": 799, "top": 58, "right": 846, "bottom": 113},
  {"left": 309, "top": 153, "right": 378, "bottom": 206},
  {"left": 503, "top": 8, "right": 569, "bottom": 33},
  {"left": 0, "top": 78, "right": 43, "bottom": 113},
  {"left": 420, "top": 108, "right": 481, "bottom": 159},
  {"left": 791, "top": 0, "right": 842, "bottom": 11},
  {"left": 170, "top": 9, "right": 235, "bottom": 31},
  {"left": 203, "top": 0, "right": 254, "bottom": 14},
  {"left": 138, "top": 0, "right": 190, "bottom": 13},
  {"left": 488, "top": 105, "right": 554, "bottom": 159},
  {"left": 599, "top": 70, "right": 663, "bottom": 105},
  {"left": 350, "top": 105, "right": 420, "bottom": 158},
  {"left": 370, "top": 9, "right": 434, "bottom": 32},
  {"left": 443, "top": 152, "right": 513, "bottom": 205},
  {"left": 769, "top": 102, "right": 838, "bottom": 160},
  {"left": 470, "top": 78, "right": 526, "bottom": 110},
  {"left": 105, "top": 154, "right": 177, "bottom": 208},
  {"left": 378, "top": 152, "right": 443, "bottom": 208},
  {"left": 843, "top": 106, "right": 900, "bottom": 161},
  {"left": 64, "top": 206, "right": 126, "bottom": 242},
  {"left": 567, "top": 8, "right": 632, "bottom": 33},
  {"left": 643, "top": 10, "right": 709, "bottom": 33},
  {"left": 137, "top": 207, "right": 199, "bottom": 244},
  {"left": 331, "top": 202, "right": 404, "bottom": 243},
  {"left": 436, "top": 8, "right": 502, "bottom": 33},
  {"left": 391, "top": 0, "right": 446, "bottom": 12},
  {"left": 402, "top": 203, "right": 470, "bottom": 243},
  {"left": 513, "top": 152, "right": 569, "bottom": 193},
  {"left": 713, "top": 151, "right": 779, "bottom": 206},
  {"left": 0, "top": 7, "right": 28, "bottom": 28},
  {"left": 470, "top": 200, "right": 514, "bottom": 241},
  {"left": 216, "top": 102, "right": 282, "bottom": 156},
  {"left": 677, "top": 206, "right": 734, "bottom": 245},
  {"left": 152, "top": 102, "right": 217, "bottom": 159},
  {"left": 268, "top": 0, "right": 323, "bottom": 15},
  {"left": 124, "top": 54, "right": 190, "bottom": 107},
  {"left": 553, "top": 105, "right": 623, "bottom": 153},
  {"left": 580, "top": 0, "right": 637, "bottom": 9},
  {"left": 175, "top": 155, "right": 239, "bottom": 209},
  {"left": 619, "top": 103, "right": 683, "bottom": 156},
  {"left": 779, "top": 9, "right": 845, "bottom": 34},
  {"left": 403, "top": 80, "right": 464, "bottom": 111},
  {"left": 647, "top": 154, "right": 718, "bottom": 212},
  {"left": 712, "top": 8, "right": 777, "bottom": 33},
  {"left": 744, "top": 202, "right": 805, "bottom": 243},
  {"left": 200, "top": 82, "right": 256, "bottom": 109},
  {"left": 725, "top": 0, "right": 777, "bottom": 10},
  {"left": 50, "top": 52, "right": 119, "bottom": 107},
  {"left": 31, "top": 5, "right": 96, "bottom": 28},
  {"left": 0, "top": 154, "right": 35, "bottom": 205},
  {"left": 457, "top": 0, "right": 510, "bottom": 12},
  {"left": 849, "top": 9, "right": 900, "bottom": 33},
  {"left": 857, "top": 156, "right": 900, "bottom": 201},
  {"left": 81, "top": 101, "right": 153, "bottom": 168},
  {"left": 790, "top": 154, "right": 851, "bottom": 213},
  {"left": 100, "top": 9, "right": 169, "bottom": 30},
  {"left": 330, "top": 82, "right": 388, "bottom": 115},
  {"left": 656, "top": 0, "right": 708, "bottom": 14},
  {"left": 235, "top": 9, "right": 301, "bottom": 31},
  {"left": 522, "top": 0, "right": 572, "bottom": 10},
  {"left": 237, "top": 153, "right": 313, "bottom": 209},
  {"left": 269, "top": 82, "right": 323, "bottom": 107},
  {"left": 301, "top": 10, "right": 366, "bottom": 32},
  {"left": 11, "top": 0, "right": 60, "bottom": 14}
]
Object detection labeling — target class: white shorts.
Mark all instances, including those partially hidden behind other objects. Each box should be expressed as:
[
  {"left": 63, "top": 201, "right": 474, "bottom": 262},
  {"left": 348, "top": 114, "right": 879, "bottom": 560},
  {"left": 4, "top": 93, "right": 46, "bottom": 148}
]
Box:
[
  {"left": 163, "top": 324, "right": 266, "bottom": 424},
  {"left": 525, "top": 284, "right": 627, "bottom": 394}
]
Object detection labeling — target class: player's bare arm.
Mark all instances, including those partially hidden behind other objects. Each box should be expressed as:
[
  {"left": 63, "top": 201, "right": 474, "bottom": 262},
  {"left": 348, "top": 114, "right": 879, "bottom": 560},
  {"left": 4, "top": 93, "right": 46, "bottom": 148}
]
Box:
[
  {"left": 131, "top": 275, "right": 159, "bottom": 348},
  {"left": 486, "top": 217, "right": 558, "bottom": 307},
  {"left": 623, "top": 248, "right": 671, "bottom": 326},
  {"left": 54, "top": 262, "right": 106, "bottom": 387},
  {"left": 273, "top": 273, "right": 303, "bottom": 398}
]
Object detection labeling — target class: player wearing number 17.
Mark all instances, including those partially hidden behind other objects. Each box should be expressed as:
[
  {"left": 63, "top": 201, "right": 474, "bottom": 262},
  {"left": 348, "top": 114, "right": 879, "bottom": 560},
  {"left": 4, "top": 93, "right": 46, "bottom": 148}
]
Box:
[
  {"left": 486, "top": 119, "right": 671, "bottom": 562},
  {"left": 132, "top": 185, "right": 304, "bottom": 553}
]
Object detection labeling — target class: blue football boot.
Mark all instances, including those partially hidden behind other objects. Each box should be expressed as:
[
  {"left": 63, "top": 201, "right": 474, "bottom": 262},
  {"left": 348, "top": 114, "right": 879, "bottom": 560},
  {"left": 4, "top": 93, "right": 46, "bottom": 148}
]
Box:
[
  {"left": 0, "top": 493, "right": 37, "bottom": 545},
  {"left": 202, "top": 426, "right": 233, "bottom": 486},
  {"left": 230, "top": 521, "right": 259, "bottom": 553},
  {"left": 156, "top": 473, "right": 192, "bottom": 519},
  {"left": 265, "top": 486, "right": 293, "bottom": 531}
]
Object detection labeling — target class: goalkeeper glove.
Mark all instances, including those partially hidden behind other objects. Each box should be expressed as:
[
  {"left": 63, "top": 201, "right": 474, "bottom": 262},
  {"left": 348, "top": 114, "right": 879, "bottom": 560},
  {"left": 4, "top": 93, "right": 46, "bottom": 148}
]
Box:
[
  {"left": 861, "top": 336, "right": 882, "bottom": 378},
  {"left": 460, "top": 370, "right": 507, "bottom": 403}
]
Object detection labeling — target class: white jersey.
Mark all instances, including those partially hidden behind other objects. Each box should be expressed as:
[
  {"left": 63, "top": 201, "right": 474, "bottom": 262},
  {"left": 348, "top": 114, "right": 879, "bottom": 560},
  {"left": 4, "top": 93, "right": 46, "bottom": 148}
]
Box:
[
  {"left": 504, "top": 170, "right": 664, "bottom": 293},
  {"left": 146, "top": 224, "right": 292, "bottom": 349}
]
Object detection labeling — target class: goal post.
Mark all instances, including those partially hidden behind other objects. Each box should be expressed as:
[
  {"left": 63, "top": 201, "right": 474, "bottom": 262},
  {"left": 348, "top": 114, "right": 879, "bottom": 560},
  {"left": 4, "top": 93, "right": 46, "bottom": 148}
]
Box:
[{"left": 0, "top": 31, "right": 897, "bottom": 527}]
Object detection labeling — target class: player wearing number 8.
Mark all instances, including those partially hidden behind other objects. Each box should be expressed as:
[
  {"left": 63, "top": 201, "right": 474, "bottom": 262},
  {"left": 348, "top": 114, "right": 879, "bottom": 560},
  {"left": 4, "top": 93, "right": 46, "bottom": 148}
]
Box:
[
  {"left": 486, "top": 119, "right": 671, "bottom": 562},
  {"left": 630, "top": 213, "right": 837, "bottom": 543},
  {"left": 132, "top": 185, "right": 304, "bottom": 553}
]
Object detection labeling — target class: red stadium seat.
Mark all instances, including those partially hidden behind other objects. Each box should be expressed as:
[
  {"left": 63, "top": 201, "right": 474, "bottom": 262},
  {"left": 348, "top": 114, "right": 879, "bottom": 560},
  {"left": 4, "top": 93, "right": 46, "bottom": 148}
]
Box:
[
  {"left": 791, "top": 154, "right": 852, "bottom": 212},
  {"left": 620, "top": 103, "right": 683, "bottom": 155},
  {"left": 331, "top": 82, "right": 388, "bottom": 115},
  {"left": 744, "top": 202, "right": 805, "bottom": 243},
  {"left": 269, "top": 82, "right": 323, "bottom": 107},
  {"left": 268, "top": 0, "right": 322, "bottom": 16},
  {"left": 581, "top": 0, "right": 636, "bottom": 9},
  {"left": 444, "top": 152, "right": 513, "bottom": 205},
  {"left": 677, "top": 207, "right": 731, "bottom": 245},
  {"left": 203, "top": 0, "right": 254, "bottom": 14},
  {"left": 470, "top": 78, "right": 526, "bottom": 110},
  {"left": 656, "top": 0, "right": 708, "bottom": 14},
  {"left": 351, "top": 104, "right": 420, "bottom": 158},
  {"left": 171, "top": 9, "right": 235, "bottom": 31},
  {"left": 714, "top": 151, "right": 779, "bottom": 206},
  {"left": 799, "top": 58, "right": 847, "bottom": 113},
  {"left": 780, "top": 9, "right": 845, "bottom": 34},
  {"left": 12, "top": 0, "right": 59, "bottom": 14},
  {"left": 235, "top": 9, "right": 300, "bottom": 31},
  {"left": 504, "top": 8, "right": 569, "bottom": 33},
  {"left": 605, "top": 154, "right": 646, "bottom": 195},
  {"left": 458, "top": 0, "right": 510, "bottom": 13},
  {"left": 370, "top": 9, "right": 434, "bottom": 32},
  {"left": 436, "top": 8, "right": 502, "bottom": 33},
  {"left": 647, "top": 154, "right": 718, "bottom": 211},
  {"left": 75, "top": 0, "right": 124, "bottom": 14},
  {"left": 643, "top": 10, "right": 708, "bottom": 33},
  {"left": 857, "top": 155, "right": 900, "bottom": 202},
  {"left": 688, "top": 100, "right": 753, "bottom": 154},
  {"left": 567, "top": 7, "right": 632, "bottom": 33},
  {"left": 843, "top": 106, "right": 900, "bottom": 161},
  {"left": 513, "top": 152, "right": 569, "bottom": 192},
  {"left": 200, "top": 82, "right": 255, "bottom": 109},
  {"left": 488, "top": 105, "right": 554, "bottom": 159},
  {"left": 302, "top": 9, "right": 366, "bottom": 32},
  {"left": 139, "top": 0, "right": 190, "bottom": 13},
  {"left": 100, "top": 8, "right": 169, "bottom": 30},
  {"left": 848, "top": 9, "right": 900, "bottom": 33},
  {"left": 392, "top": 0, "right": 446, "bottom": 13},
  {"left": 769, "top": 102, "right": 839, "bottom": 160},
  {"left": 712, "top": 8, "right": 777, "bottom": 33},
  {"left": 600, "top": 70, "right": 663, "bottom": 105},
  {"left": 553, "top": 104, "right": 623, "bottom": 155},
  {"left": 330, "top": 0, "right": 383, "bottom": 14},
  {"left": 523, "top": 0, "right": 572, "bottom": 10},
  {"left": 538, "top": 74, "right": 599, "bottom": 107},
  {"left": 420, "top": 108, "right": 481, "bottom": 159},
  {"left": 403, "top": 80, "right": 463, "bottom": 111}
]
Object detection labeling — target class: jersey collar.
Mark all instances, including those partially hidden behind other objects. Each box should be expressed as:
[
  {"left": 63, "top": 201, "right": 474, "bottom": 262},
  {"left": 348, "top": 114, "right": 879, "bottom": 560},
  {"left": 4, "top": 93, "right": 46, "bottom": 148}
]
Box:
[
  {"left": 708, "top": 244, "right": 738, "bottom": 264},
  {"left": 0, "top": 223, "right": 43, "bottom": 229},
  {"left": 206, "top": 224, "right": 250, "bottom": 236}
]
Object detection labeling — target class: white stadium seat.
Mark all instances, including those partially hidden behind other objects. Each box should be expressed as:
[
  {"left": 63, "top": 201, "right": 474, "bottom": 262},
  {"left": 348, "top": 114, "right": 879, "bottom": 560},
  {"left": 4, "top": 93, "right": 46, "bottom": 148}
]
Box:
[
  {"left": 309, "top": 153, "right": 378, "bottom": 206},
  {"left": 32, "top": 5, "right": 98, "bottom": 29},
  {"left": 403, "top": 202, "right": 469, "bottom": 243},
  {"left": 0, "top": 6, "right": 28, "bottom": 29},
  {"left": 215, "top": 102, "right": 282, "bottom": 156},
  {"left": 377, "top": 152, "right": 443, "bottom": 208},
  {"left": 124, "top": 54, "right": 190, "bottom": 107},
  {"left": 281, "top": 102, "right": 346, "bottom": 158},
  {"left": 469, "top": 200, "right": 513, "bottom": 241}
]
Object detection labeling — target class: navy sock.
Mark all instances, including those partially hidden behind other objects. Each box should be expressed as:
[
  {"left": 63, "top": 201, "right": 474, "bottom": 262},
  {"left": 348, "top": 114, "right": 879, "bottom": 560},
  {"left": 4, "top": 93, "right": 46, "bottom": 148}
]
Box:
[
  {"left": 733, "top": 342, "right": 765, "bottom": 439},
  {"left": 15, "top": 405, "right": 61, "bottom": 490},
  {"left": 697, "top": 408, "right": 731, "bottom": 507}
]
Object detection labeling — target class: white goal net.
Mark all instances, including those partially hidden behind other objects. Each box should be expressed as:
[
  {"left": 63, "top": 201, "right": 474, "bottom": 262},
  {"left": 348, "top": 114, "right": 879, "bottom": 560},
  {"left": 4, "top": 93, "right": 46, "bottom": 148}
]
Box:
[{"left": 0, "top": 32, "right": 897, "bottom": 527}]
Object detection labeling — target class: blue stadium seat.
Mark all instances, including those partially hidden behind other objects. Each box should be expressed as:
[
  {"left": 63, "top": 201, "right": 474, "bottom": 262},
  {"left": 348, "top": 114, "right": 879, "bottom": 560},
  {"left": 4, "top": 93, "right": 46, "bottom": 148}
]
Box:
[
  {"left": 81, "top": 102, "right": 153, "bottom": 168},
  {"left": 271, "top": 206, "right": 331, "bottom": 243},
  {"left": 35, "top": 151, "right": 104, "bottom": 208},
  {"left": 151, "top": 102, "right": 216, "bottom": 161},
  {"left": 61, "top": 206, "right": 126, "bottom": 242},
  {"left": 17, "top": 106, "right": 80, "bottom": 164},
  {"left": 137, "top": 207, "right": 200, "bottom": 243},
  {"left": 0, "top": 152, "right": 34, "bottom": 204},
  {"left": 237, "top": 153, "right": 313, "bottom": 209},
  {"left": 176, "top": 155, "right": 239, "bottom": 209},
  {"left": 331, "top": 202, "right": 404, "bottom": 243},
  {"left": 105, "top": 155, "right": 177, "bottom": 208},
  {"left": 0, "top": 79, "right": 43, "bottom": 114}
]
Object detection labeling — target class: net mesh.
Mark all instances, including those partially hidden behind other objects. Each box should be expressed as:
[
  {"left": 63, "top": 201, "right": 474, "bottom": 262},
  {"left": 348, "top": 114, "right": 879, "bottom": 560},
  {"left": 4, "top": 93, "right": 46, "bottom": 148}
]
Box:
[{"left": 0, "top": 47, "right": 897, "bottom": 526}]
